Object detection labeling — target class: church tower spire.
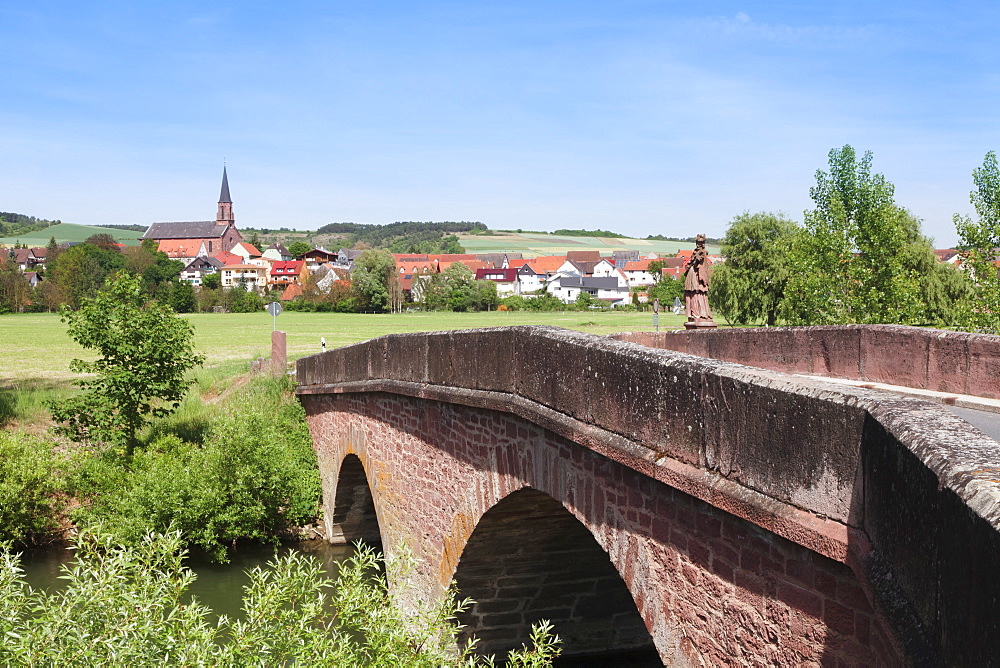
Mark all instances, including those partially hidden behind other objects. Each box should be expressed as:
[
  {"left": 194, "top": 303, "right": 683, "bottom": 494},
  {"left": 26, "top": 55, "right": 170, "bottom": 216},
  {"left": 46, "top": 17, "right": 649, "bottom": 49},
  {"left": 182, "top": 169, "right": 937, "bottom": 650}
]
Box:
[{"left": 217, "top": 166, "right": 234, "bottom": 224}]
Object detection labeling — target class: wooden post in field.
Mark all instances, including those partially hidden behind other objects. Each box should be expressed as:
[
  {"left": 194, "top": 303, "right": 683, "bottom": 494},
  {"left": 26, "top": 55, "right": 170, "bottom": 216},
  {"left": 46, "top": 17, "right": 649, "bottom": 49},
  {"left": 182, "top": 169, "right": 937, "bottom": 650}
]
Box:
[{"left": 272, "top": 330, "right": 287, "bottom": 377}]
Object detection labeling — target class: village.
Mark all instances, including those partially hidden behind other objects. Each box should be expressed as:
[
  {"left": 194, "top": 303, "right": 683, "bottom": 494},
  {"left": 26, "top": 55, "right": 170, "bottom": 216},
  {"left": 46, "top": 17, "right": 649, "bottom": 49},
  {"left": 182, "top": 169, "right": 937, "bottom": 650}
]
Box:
[{"left": 3, "top": 169, "right": 730, "bottom": 312}]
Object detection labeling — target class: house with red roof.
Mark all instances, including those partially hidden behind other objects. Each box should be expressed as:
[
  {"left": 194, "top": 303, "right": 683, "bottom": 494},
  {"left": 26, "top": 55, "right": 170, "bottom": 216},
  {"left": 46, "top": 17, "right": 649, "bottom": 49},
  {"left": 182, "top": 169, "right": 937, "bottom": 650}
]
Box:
[
  {"left": 269, "top": 260, "right": 308, "bottom": 288},
  {"left": 475, "top": 267, "right": 520, "bottom": 296}
]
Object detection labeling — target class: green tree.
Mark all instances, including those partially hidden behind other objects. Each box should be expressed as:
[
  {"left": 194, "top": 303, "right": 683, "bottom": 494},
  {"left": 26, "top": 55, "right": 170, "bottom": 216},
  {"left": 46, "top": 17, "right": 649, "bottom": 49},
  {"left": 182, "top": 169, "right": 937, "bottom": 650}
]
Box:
[
  {"left": 248, "top": 231, "right": 261, "bottom": 249},
  {"left": 781, "top": 146, "right": 923, "bottom": 325},
  {"left": 50, "top": 274, "right": 204, "bottom": 457},
  {"left": 0, "top": 254, "right": 30, "bottom": 313},
  {"left": 288, "top": 241, "right": 312, "bottom": 258},
  {"left": 350, "top": 249, "right": 396, "bottom": 312},
  {"left": 710, "top": 212, "right": 799, "bottom": 326},
  {"left": 201, "top": 272, "right": 221, "bottom": 289},
  {"left": 47, "top": 244, "right": 106, "bottom": 308},
  {"left": 955, "top": 151, "right": 1000, "bottom": 332},
  {"left": 170, "top": 280, "right": 196, "bottom": 313},
  {"left": 646, "top": 275, "right": 683, "bottom": 305}
]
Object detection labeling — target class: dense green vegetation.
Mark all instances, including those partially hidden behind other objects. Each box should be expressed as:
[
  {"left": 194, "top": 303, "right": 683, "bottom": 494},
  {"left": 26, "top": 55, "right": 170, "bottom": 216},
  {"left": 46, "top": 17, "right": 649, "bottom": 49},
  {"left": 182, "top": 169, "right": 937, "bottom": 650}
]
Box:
[
  {"left": 955, "top": 150, "right": 1000, "bottom": 333},
  {"left": 708, "top": 146, "right": 972, "bottom": 327},
  {"left": 51, "top": 274, "right": 204, "bottom": 456},
  {"left": 0, "top": 530, "right": 560, "bottom": 665},
  {"left": 0, "top": 211, "right": 60, "bottom": 239},
  {"left": 306, "top": 221, "right": 483, "bottom": 254},
  {"left": 3, "top": 370, "right": 321, "bottom": 560},
  {"left": 551, "top": 228, "right": 627, "bottom": 238}
]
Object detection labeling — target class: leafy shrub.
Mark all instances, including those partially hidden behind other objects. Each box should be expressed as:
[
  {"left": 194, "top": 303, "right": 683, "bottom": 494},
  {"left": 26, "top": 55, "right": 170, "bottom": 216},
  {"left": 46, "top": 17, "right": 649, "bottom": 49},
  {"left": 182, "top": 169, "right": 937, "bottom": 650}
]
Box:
[
  {"left": 69, "top": 376, "right": 321, "bottom": 561},
  {"left": 0, "top": 432, "right": 63, "bottom": 545},
  {"left": 0, "top": 530, "right": 561, "bottom": 666}
]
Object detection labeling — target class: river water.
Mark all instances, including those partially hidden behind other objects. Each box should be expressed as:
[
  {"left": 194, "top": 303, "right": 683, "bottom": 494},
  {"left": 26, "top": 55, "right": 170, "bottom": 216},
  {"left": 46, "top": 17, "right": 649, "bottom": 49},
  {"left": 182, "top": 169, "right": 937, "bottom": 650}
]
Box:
[{"left": 16, "top": 539, "right": 355, "bottom": 622}]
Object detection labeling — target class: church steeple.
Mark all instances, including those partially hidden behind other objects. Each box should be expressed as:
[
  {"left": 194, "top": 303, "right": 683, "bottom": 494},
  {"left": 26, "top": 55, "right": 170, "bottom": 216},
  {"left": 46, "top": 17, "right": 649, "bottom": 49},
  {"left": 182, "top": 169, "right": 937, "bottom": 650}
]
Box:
[{"left": 217, "top": 166, "right": 234, "bottom": 224}]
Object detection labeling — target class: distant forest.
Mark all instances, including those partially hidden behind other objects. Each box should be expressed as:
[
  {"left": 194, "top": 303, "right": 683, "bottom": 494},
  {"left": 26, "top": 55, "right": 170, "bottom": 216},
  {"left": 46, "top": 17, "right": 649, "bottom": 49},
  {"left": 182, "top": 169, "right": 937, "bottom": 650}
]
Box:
[
  {"left": 0, "top": 212, "right": 60, "bottom": 238},
  {"left": 246, "top": 221, "right": 488, "bottom": 254},
  {"left": 645, "top": 234, "right": 722, "bottom": 245},
  {"left": 95, "top": 224, "right": 148, "bottom": 232}
]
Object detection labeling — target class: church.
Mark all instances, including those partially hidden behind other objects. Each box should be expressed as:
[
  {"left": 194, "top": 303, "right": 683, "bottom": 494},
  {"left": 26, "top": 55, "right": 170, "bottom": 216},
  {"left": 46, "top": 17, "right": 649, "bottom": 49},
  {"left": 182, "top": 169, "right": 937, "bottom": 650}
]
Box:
[{"left": 142, "top": 167, "right": 243, "bottom": 260}]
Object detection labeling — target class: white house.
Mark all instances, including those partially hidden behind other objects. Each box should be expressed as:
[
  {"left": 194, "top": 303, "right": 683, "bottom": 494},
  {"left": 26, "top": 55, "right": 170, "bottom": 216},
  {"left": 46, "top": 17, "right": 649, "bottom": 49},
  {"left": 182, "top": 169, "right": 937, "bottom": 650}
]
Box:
[
  {"left": 180, "top": 256, "right": 224, "bottom": 285},
  {"left": 622, "top": 260, "right": 659, "bottom": 287},
  {"left": 220, "top": 264, "right": 268, "bottom": 291},
  {"left": 475, "top": 267, "right": 520, "bottom": 296},
  {"left": 546, "top": 275, "right": 630, "bottom": 306},
  {"left": 516, "top": 265, "right": 545, "bottom": 295}
]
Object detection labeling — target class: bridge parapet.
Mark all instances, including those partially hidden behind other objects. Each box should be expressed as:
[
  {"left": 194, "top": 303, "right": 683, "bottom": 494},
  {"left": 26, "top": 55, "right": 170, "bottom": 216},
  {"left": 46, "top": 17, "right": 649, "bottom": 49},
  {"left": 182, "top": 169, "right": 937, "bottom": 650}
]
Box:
[{"left": 297, "top": 325, "right": 1000, "bottom": 665}]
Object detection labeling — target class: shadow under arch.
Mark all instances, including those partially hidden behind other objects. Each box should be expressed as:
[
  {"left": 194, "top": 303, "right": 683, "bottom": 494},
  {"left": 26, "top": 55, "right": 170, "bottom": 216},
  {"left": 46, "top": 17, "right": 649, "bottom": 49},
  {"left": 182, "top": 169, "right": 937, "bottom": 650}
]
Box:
[
  {"left": 453, "top": 487, "right": 661, "bottom": 667},
  {"left": 328, "top": 453, "right": 382, "bottom": 549}
]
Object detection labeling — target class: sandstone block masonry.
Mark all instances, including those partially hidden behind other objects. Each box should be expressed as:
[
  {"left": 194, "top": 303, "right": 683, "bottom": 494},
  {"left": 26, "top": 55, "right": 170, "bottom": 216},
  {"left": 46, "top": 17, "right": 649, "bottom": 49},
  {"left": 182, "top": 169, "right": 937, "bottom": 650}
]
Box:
[
  {"left": 302, "top": 392, "right": 892, "bottom": 665},
  {"left": 298, "top": 325, "right": 1000, "bottom": 665}
]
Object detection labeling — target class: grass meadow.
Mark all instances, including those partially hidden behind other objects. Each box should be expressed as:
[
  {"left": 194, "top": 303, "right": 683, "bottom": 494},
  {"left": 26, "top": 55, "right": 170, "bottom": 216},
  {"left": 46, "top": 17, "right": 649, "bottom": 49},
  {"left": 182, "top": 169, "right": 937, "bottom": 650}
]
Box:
[
  {"left": 2, "top": 309, "right": 688, "bottom": 381},
  {"left": 0, "top": 309, "right": 687, "bottom": 428}
]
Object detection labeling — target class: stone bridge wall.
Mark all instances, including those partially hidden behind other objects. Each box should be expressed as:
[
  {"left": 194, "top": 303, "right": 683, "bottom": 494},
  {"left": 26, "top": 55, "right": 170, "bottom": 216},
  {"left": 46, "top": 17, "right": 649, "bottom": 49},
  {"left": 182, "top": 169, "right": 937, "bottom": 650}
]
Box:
[
  {"left": 611, "top": 324, "right": 1000, "bottom": 398},
  {"left": 297, "top": 325, "right": 1000, "bottom": 666}
]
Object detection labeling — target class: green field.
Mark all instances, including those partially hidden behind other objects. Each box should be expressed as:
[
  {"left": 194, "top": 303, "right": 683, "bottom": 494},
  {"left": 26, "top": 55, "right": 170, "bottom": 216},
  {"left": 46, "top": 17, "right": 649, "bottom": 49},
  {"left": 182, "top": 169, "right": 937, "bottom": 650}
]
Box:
[
  {"left": 457, "top": 232, "right": 719, "bottom": 257},
  {"left": 0, "top": 310, "right": 689, "bottom": 382},
  {"left": 0, "top": 222, "right": 145, "bottom": 247}
]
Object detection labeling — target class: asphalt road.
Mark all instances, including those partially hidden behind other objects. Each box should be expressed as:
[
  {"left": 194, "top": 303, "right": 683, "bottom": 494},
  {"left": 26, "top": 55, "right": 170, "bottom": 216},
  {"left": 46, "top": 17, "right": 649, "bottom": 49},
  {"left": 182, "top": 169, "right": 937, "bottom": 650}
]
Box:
[{"left": 946, "top": 405, "right": 1000, "bottom": 443}]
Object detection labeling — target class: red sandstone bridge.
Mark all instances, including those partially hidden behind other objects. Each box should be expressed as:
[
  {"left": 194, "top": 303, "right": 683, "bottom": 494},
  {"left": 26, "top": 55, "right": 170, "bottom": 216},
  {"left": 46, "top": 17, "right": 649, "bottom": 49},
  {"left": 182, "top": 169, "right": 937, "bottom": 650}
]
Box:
[{"left": 296, "top": 325, "right": 1000, "bottom": 666}]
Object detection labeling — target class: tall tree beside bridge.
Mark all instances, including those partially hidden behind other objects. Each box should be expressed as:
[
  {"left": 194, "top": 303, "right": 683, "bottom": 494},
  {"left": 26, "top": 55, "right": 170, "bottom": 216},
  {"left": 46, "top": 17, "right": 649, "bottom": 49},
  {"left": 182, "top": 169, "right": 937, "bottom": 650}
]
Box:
[
  {"left": 955, "top": 150, "right": 1000, "bottom": 332},
  {"left": 710, "top": 211, "right": 799, "bottom": 326},
  {"left": 781, "top": 145, "right": 925, "bottom": 325}
]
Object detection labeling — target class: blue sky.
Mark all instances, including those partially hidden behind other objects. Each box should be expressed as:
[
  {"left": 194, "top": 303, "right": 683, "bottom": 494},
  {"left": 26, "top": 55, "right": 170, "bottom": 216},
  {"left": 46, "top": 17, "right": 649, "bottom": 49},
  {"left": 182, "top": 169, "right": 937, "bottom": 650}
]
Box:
[{"left": 2, "top": 1, "right": 998, "bottom": 244}]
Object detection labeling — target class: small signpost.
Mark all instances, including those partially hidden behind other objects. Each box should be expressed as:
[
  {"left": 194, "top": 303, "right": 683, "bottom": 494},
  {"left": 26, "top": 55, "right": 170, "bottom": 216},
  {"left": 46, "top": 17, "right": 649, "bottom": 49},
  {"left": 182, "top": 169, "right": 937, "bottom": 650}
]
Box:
[
  {"left": 652, "top": 298, "right": 660, "bottom": 332},
  {"left": 266, "top": 301, "right": 282, "bottom": 331}
]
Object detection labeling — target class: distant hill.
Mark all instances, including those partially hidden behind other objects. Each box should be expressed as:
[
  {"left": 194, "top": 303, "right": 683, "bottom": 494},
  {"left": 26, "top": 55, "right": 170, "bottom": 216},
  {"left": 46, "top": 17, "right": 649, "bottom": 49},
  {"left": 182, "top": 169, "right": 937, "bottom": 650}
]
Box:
[
  {"left": 0, "top": 222, "right": 145, "bottom": 247},
  {"left": 457, "top": 231, "right": 718, "bottom": 257}
]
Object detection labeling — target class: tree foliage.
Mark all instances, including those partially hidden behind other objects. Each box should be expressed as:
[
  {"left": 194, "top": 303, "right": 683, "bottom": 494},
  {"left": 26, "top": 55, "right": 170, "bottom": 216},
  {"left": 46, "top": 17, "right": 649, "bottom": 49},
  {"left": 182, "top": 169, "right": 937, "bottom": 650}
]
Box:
[
  {"left": 422, "top": 263, "right": 497, "bottom": 311},
  {"left": 50, "top": 273, "right": 204, "bottom": 457},
  {"left": 780, "top": 146, "right": 924, "bottom": 325},
  {"left": 710, "top": 212, "right": 799, "bottom": 326},
  {"left": 0, "top": 530, "right": 560, "bottom": 666},
  {"left": 350, "top": 249, "right": 397, "bottom": 312},
  {"left": 288, "top": 241, "right": 313, "bottom": 258},
  {"left": 955, "top": 151, "right": 1000, "bottom": 332}
]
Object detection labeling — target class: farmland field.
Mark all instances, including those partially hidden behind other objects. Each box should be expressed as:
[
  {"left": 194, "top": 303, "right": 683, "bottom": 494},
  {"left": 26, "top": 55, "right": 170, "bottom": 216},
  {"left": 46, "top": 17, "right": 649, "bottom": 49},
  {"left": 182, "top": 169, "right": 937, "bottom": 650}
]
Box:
[
  {"left": 0, "top": 222, "right": 145, "bottom": 247},
  {"left": 0, "top": 310, "right": 690, "bottom": 382},
  {"left": 457, "top": 231, "right": 719, "bottom": 257}
]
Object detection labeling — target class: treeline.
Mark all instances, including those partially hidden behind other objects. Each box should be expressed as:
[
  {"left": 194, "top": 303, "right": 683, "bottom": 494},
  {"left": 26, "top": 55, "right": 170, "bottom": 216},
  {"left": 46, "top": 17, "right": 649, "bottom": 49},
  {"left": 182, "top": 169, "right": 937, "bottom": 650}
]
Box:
[
  {"left": 552, "top": 228, "right": 627, "bottom": 238},
  {"left": 645, "top": 234, "right": 723, "bottom": 244},
  {"left": 0, "top": 212, "right": 59, "bottom": 238},
  {"left": 313, "top": 220, "right": 484, "bottom": 253},
  {"left": 93, "top": 224, "right": 147, "bottom": 232},
  {"left": 0, "top": 235, "right": 191, "bottom": 314},
  {"left": 708, "top": 145, "right": 989, "bottom": 330}
]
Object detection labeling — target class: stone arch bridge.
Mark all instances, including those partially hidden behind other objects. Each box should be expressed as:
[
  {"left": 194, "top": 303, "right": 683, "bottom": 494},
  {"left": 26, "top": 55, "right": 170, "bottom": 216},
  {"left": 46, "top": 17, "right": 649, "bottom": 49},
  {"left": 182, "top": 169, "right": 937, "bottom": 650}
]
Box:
[{"left": 296, "top": 325, "right": 1000, "bottom": 666}]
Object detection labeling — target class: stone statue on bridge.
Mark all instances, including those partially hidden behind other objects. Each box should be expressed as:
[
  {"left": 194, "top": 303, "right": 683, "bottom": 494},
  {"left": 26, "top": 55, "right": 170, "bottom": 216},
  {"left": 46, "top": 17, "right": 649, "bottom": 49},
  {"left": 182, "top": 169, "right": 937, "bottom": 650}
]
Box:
[{"left": 683, "top": 233, "right": 717, "bottom": 329}]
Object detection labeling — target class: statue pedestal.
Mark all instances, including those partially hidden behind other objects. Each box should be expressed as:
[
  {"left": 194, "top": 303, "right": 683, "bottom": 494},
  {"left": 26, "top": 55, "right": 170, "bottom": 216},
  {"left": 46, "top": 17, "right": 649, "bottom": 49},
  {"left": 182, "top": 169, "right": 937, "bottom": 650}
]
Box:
[{"left": 684, "top": 319, "right": 718, "bottom": 330}]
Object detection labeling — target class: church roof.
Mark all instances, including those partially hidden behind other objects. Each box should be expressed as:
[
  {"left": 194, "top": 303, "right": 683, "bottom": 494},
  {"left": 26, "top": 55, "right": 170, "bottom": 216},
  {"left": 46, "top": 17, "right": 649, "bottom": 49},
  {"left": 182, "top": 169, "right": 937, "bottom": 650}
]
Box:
[
  {"left": 143, "top": 221, "right": 229, "bottom": 240},
  {"left": 219, "top": 167, "right": 232, "bottom": 203}
]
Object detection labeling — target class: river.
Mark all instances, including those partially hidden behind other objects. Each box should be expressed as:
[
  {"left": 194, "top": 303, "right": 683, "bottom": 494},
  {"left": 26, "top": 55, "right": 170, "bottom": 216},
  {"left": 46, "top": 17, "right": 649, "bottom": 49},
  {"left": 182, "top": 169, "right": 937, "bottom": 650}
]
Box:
[{"left": 16, "top": 538, "right": 355, "bottom": 622}]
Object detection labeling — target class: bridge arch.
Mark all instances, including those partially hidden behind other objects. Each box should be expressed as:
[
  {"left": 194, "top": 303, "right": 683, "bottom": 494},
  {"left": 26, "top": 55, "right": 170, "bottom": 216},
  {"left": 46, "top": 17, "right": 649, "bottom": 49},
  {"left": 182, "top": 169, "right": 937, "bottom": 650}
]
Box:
[
  {"left": 326, "top": 453, "right": 382, "bottom": 547},
  {"left": 298, "top": 326, "right": 1000, "bottom": 664},
  {"left": 453, "top": 487, "right": 659, "bottom": 664}
]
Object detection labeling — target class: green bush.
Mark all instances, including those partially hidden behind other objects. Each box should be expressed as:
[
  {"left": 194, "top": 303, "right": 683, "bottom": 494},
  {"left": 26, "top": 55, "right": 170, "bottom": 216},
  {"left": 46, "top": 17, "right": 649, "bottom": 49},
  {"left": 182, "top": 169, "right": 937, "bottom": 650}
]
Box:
[
  {"left": 0, "top": 530, "right": 561, "bottom": 666},
  {"left": 69, "top": 376, "right": 321, "bottom": 561},
  {"left": 0, "top": 432, "right": 63, "bottom": 545}
]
